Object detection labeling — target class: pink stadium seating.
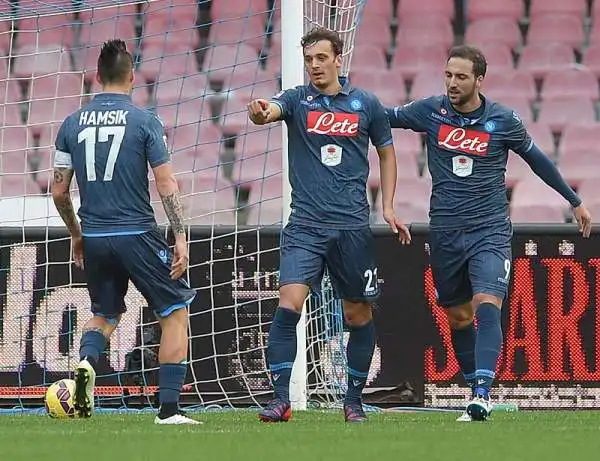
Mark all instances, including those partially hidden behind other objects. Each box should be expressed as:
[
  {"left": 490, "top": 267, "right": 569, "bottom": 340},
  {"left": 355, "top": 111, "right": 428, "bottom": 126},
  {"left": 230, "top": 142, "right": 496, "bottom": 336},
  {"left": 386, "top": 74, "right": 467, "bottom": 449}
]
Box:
[
  {"left": 26, "top": 96, "right": 82, "bottom": 134},
  {"left": 28, "top": 73, "right": 86, "bottom": 101},
  {"left": 12, "top": 45, "right": 71, "bottom": 78},
  {"left": 577, "top": 179, "right": 600, "bottom": 206},
  {"left": 489, "top": 96, "right": 533, "bottom": 124},
  {"left": 526, "top": 15, "right": 584, "bottom": 50},
  {"left": 368, "top": 147, "right": 419, "bottom": 188},
  {"left": 0, "top": 175, "right": 42, "bottom": 197},
  {"left": 393, "top": 177, "right": 432, "bottom": 221},
  {"left": 154, "top": 74, "right": 210, "bottom": 103},
  {"left": 233, "top": 125, "right": 282, "bottom": 155},
  {"left": 141, "top": 16, "right": 199, "bottom": 52},
  {"left": 525, "top": 123, "right": 556, "bottom": 156},
  {"left": 77, "top": 14, "right": 137, "bottom": 48},
  {"left": 354, "top": 15, "right": 394, "bottom": 47},
  {"left": 0, "top": 20, "right": 14, "bottom": 54},
  {"left": 232, "top": 150, "right": 283, "bottom": 183},
  {"left": 362, "top": 0, "right": 393, "bottom": 18},
  {"left": 467, "top": 0, "right": 524, "bottom": 21},
  {"left": 392, "top": 44, "right": 448, "bottom": 80},
  {"left": 558, "top": 124, "right": 600, "bottom": 157},
  {"left": 392, "top": 130, "right": 423, "bottom": 159},
  {"left": 0, "top": 78, "right": 24, "bottom": 105},
  {"left": 352, "top": 44, "right": 388, "bottom": 72},
  {"left": 209, "top": 16, "right": 269, "bottom": 51},
  {"left": 474, "top": 43, "right": 514, "bottom": 71},
  {"left": 211, "top": 0, "right": 273, "bottom": 20},
  {"left": 398, "top": 0, "right": 455, "bottom": 19},
  {"left": 465, "top": 18, "right": 522, "bottom": 50},
  {"left": 139, "top": 47, "right": 198, "bottom": 81},
  {"left": 558, "top": 150, "right": 600, "bottom": 186},
  {"left": 541, "top": 66, "right": 599, "bottom": 101},
  {"left": 16, "top": 15, "right": 74, "bottom": 49},
  {"left": 517, "top": 43, "right": 575, "bottom": 79},
  {"left": 582, "top": 44, "right": 600, "bottom": 76},
  {"left": 396, "top": 16, "right": 454, "bottom": 49},
  {"left": 511, "top": 179, "right": 567, "bottom": 222},
  {"left": 482, "top": 69, "right": 536, "bottom": 102},
  {"left": 537, "top": 98, "right": 596, "bottom": 133},
  {"left": 529, "top": 0, "right": 587, "bottom": 18},
  {"left": 143, "top": 0, "right": 198, "bottom": 25},
  {"left": 409, "top": 70, "right": 445, "bottom": 101},
  {"left": 202, "top": 44, "right": 261, "bottom": 81},
  {"left": 245, "top": 174, "right": 283, "bottom": 226},
  {"left": 0, "top": 126, "right": 33, "bottom": 174}
]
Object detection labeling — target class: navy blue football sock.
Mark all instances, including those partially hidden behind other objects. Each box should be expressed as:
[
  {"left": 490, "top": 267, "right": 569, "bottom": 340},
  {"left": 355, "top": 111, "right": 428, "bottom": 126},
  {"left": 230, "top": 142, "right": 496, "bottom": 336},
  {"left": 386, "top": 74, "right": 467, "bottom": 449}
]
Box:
[
  {"left": 79, "top": 330, "right": 106, "bottom": 369},
  {"left": 159, "top": 363, "right": 187, "bottom": 416},
  {"left": 268, "top": 307, "right": 301, "bottom": 402},
  {"left": 345, "top": 320, "right": 376, "bottom": 405},
  {"left": 474, "top": 303, "right": 503, "bottom": 394},
  {"left": 450, "top": 321, "right": 477, "bottom": 390}
]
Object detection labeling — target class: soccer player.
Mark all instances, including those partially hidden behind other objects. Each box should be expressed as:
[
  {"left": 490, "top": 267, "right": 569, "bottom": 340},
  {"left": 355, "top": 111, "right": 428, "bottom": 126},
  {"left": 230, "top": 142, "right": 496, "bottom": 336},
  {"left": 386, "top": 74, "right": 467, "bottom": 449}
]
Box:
[
  {"left": 51, "top": 40, "right": 199, "bottom": 425},
  {"left": 386, "top": 45, "right": 593, "bottom": 421},
  {"left": 247, "top": 26, "right": 411, "bottom": 423}
]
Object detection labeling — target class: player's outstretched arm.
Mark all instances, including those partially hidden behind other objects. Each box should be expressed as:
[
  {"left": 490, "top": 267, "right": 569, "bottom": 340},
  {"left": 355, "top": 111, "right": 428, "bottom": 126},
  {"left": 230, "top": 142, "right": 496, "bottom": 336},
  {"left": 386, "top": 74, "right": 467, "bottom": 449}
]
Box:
[
  {"left": 517, "top": 143, "right": 592, "bottom": 237},
  {"left": 247, "top": 99, "right": 282, "bottom": 125},
  {"left": 153, "top": 163, "right": 189, "bottom": 279},
  {"left": 51, "top": 167, "right": 84, "bottom": 268},
  {"left": 376, "top": 144, "right": 411, "bottom": 244}
]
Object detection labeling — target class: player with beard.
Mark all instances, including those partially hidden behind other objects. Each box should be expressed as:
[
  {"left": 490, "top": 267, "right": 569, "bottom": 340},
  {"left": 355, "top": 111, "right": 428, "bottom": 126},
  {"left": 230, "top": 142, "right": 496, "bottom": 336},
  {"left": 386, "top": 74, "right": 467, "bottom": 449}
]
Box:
[
  {"left": 247, "top": 26, "right": 410, "bottom": 423},
  {"left": 385, "top": 45, "right": 592, "bottom": 421}
]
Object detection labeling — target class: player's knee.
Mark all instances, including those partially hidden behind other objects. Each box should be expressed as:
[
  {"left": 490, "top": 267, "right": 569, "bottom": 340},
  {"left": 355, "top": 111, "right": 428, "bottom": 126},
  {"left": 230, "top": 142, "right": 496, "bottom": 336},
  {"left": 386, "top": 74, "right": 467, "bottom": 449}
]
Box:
[
  {"left": 472, "top": 293, "right": 503, "bottom": 309},
  {"left": 343, "top": 301, "right": 372, "bottom": 327},
  {"left": 446, "top": 304, "right": 474, "bottom": 330},
  {"left": 84, "top": 314, "right": 121, "bottom": 337},
  {"left": 279, "top": 284, "right": 309, "bottom": 312}
]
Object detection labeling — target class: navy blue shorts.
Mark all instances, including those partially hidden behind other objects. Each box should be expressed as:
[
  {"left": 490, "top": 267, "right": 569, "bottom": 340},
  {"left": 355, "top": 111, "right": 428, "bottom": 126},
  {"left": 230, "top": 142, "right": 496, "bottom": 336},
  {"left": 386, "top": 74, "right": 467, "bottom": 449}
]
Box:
[
  {"left": 83, "top": 228, "right": 196, "bottom": 319},
  {"left": 279, "top": 222, "right": 379, "bottom": 302},
  {"left": 429, "top": 220, "right": 513, "bottom": 308}
]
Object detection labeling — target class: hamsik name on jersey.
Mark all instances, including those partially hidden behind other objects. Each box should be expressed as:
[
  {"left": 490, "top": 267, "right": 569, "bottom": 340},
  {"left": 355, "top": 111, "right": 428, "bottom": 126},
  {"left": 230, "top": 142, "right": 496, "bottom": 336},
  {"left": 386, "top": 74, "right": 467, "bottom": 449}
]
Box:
[{"left": 79, "top": 110, "right": 128, "bottom": 126}]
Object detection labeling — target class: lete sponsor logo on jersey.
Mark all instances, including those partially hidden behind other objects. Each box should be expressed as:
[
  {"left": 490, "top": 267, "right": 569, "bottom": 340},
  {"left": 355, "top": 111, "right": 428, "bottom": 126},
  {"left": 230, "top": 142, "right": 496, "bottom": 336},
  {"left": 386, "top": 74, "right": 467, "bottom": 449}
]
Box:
[
  {"left": 306, "top": 111, "right": 359, "bottom": 136},
  {"left": 437, "top": 124, "right": 490, "bottom": 156}
]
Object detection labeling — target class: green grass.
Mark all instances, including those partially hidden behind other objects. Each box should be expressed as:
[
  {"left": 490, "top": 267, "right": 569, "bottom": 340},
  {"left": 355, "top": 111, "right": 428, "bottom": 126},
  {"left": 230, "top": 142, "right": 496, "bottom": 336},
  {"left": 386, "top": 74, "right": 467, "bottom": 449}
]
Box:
[{"left": 2, "top": 410, "right": 600, "bottom": 461}]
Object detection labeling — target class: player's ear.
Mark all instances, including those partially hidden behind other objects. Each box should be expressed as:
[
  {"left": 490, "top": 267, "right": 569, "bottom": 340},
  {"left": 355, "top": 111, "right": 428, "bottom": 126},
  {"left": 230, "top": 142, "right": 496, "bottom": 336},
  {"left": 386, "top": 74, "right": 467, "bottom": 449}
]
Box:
[
  {"left": 475, "top": 74, "right": 484, "bottom": 89},
  {"left": 334, "top": 53, "right": 342, "bottom": 69},
  {"left": 95, "top": 72, "right": 103, "bottom": 87}
]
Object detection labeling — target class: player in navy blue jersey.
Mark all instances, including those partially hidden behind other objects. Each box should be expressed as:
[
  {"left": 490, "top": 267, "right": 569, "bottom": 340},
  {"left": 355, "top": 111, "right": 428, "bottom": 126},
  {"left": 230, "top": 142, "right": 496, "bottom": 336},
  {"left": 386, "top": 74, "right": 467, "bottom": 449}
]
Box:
[
  {"left": 386, "top": 45, "right": 592, "bottom": 422},
  {"left": 51, "top": 40, "right": 199, "bottom": 425},
  {"left": 247, "top": 27, "right": 411, "bottom": 423}
]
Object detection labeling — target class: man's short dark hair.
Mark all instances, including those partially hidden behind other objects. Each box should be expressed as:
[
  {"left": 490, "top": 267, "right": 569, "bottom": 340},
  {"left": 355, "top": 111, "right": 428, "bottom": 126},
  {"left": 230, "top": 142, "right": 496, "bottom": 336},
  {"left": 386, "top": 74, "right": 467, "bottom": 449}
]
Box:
[
  {"left": 301, "top": 26, "right": 344, "bottom": 56},
  {"left": 97, "top": 39, "right": 134, "bottom": 85},
  {"left": 447, "top": 45, "right": 487, "bottom": 78}
]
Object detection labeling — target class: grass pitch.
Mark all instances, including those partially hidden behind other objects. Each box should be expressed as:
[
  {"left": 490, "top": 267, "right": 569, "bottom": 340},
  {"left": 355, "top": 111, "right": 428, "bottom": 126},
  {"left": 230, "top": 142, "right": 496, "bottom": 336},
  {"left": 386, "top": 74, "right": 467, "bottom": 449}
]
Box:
[{"left": 2, "top": 410, "right": 600, "bottom": 461}]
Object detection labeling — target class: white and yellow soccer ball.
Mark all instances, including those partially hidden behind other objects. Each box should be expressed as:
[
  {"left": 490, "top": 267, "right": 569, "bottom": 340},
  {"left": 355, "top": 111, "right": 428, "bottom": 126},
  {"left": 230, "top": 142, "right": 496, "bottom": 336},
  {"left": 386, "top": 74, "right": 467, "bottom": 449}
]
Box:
[{"left": 45, "top": 379, "right": 77, "bottom": 419}]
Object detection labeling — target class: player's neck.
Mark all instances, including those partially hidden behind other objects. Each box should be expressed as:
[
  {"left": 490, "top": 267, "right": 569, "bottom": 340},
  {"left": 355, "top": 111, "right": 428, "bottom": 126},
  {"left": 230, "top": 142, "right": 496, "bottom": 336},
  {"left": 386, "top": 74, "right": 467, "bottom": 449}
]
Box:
[
  {"left": 101, "top": 85, "right": 131, "bottom": 95},
  {"left": 452, "top": 94, "right": 482, "bottom": 115},
  {"left": 313, "top": 80, "right": 343, "bottom": 95}
]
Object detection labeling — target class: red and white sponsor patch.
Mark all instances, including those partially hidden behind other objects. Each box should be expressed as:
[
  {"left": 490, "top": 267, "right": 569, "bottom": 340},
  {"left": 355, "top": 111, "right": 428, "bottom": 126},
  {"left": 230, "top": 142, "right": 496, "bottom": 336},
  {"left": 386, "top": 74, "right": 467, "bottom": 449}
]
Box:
[
  {"left": 306, "top": 111, "right": 359, "bottom": 136},
  {"left": 437, "top": 124, "right": 490, "bottom": 156}
]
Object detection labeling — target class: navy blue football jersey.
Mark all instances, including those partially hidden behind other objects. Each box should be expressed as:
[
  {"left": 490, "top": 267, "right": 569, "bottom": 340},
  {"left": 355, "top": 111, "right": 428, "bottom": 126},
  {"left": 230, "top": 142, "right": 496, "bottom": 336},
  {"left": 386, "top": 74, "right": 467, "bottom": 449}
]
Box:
[
  {"left": 54, "top": 93, "right": 169, "bottom": 236},
  {"left": 271, "top": 77, "right": 393, "bottom": 229},
  {"left": 386, "top": 95, "right": 532, "bottom": 230}
]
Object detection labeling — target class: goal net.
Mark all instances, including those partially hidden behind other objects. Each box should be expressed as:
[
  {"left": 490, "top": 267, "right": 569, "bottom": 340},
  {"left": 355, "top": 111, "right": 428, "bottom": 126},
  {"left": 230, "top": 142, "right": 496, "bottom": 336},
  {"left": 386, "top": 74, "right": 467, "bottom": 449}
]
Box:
[{"left": 0, "top": 0, "right": 374, "bottom": 412}]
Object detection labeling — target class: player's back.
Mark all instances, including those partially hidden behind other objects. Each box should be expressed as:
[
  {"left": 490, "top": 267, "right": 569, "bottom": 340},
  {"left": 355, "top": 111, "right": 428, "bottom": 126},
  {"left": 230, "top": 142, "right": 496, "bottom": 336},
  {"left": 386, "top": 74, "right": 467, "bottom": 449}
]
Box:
[{"left": 56, "top": 93, "right": 164, "bottom": 236}]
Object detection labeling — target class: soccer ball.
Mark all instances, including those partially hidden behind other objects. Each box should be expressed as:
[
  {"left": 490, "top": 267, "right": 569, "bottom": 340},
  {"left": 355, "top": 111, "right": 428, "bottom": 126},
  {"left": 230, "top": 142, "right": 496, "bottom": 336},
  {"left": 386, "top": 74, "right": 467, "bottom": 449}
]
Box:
[{"left": 45, "top": 379, "right": 77, "bottom": 419}]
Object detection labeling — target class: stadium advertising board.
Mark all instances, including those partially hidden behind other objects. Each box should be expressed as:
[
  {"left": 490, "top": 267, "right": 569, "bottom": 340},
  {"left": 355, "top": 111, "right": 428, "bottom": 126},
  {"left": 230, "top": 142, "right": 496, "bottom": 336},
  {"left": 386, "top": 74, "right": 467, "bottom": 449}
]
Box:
[{"left": 0, "top": 226, "right": 598, "bottom": 409}]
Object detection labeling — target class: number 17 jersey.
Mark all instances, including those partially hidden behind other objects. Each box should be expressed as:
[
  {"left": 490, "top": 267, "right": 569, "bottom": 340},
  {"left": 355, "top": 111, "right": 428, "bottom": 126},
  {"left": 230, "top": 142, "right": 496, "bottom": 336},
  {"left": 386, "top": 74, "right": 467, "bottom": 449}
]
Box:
[{"left": 54, "top": 93, "right": 170, "bottom": 236}]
